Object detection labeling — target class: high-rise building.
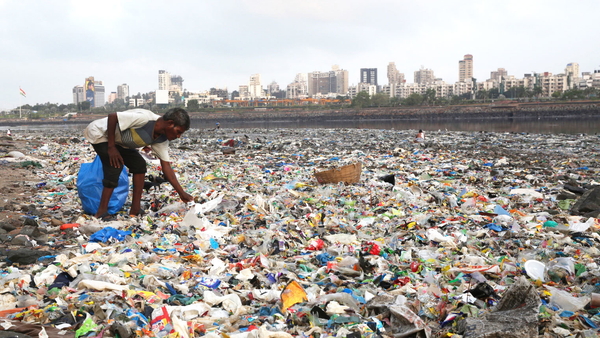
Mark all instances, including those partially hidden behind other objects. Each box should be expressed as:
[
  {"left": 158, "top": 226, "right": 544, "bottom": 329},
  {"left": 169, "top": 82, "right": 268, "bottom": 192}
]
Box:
[
  {"left": 387, "top": 62, "right": 405, "bottom": 85},
  {"left": 158, "top": 70, "right": 171, "bottom": 91},
  {"left": 459, "top": 54, "right": 473, "bottom": 82},
  {"left": 360, "top": 68, "right": 378, "bottom": 86},
  {"left": 239, "top": 85, "right": 249, "bottom": 99},
  {"left": 93, "top": 80, "right": 105, "bottom": 107},
  {"left": 490, "top": 68, "right": 507, "bottom": 82},
  {"left": 332, "top": 65, "right": 349, "bottom": 95},
  {"left": 308, "top": 71, "right": 336, "bottom": 95},
  {"left": 565, "top": 62, "right": 580, "bottom": 88},
  {"left": 210, "top": 87, "right": 229, "bottom": 100},
  {"left": 248, "top": 74, "right": 262, "bottom": 98},
  {"left": 108, "top": 92, "right": 117, "bottom": 104},
  {"left": 79, "top": 76, "right": 105, "bottom": 107},
  {"left": 84, "top": 76, "right": 96, "bottom": 107},
  {"left": 287, "top": 73, "right": 309, "bottom": 99},
  {"left": 307, "top": 66, "right": 348, "bottom": 96},
  {"left": 170, "top": 75, "right": 184, "bottom": 94},
  {"left": 72, "top": 85, "right": 84, "bottom": 104},
  {"left": 159, "top": 70, "right": 184, "bottom": 93},
  {"left": 414, "top": 67, "right": 435, "bottom": 84},
  {"left": 267, "top": 81, "right": 280, "bottom": 95},
  {"left": 117, "top": 84, "right": 129, "bottom": 101}
]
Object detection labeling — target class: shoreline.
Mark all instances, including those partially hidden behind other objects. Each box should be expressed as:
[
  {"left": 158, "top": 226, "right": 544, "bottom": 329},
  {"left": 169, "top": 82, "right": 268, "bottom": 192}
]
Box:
[{"left": 0, "top": 101, "right": 598, "bottom": 127}]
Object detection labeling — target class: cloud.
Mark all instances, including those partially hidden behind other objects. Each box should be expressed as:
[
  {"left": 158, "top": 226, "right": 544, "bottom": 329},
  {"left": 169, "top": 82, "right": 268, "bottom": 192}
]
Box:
[{"left": 0, "top": 0, "right": 599, "bottom": 109}]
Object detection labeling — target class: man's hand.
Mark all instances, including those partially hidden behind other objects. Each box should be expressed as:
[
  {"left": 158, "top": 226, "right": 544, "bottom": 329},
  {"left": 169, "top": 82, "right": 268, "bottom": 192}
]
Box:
[
  {"left": 108, "top": 145, "right": 124, "bottom": 168},
  {"left": 161, "top": 160, "right": 193, "bottom": 203},
  {"left": 179, "top": 191, "right": 193, "bottom": 204}
]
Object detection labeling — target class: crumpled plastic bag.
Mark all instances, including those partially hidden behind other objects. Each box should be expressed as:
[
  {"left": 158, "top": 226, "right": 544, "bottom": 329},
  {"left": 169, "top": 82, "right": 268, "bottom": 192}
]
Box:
[
  {"left": 546, "top": 285, "right": 590, "bottom": 312},
  {"left": 89, "top": 227, "right": 132, "bottom": 243},
  {"left": 365, "top": 294, "right": 431, "bottom": 338},
  {"left": 280, "top": 280, "right": 307, "bottom": 311},
  {"left": 203, "top": 290, "right": 242, "bottom": 313}
]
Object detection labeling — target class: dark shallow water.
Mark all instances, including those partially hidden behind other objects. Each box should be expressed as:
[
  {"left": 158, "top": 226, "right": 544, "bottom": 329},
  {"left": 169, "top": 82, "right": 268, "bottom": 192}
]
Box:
[
  {"left": 1, "top": 116, "right": 599, "bottom": 134},
  {"left": 200, "top": 117, "right": 600, "bottom": 134}
]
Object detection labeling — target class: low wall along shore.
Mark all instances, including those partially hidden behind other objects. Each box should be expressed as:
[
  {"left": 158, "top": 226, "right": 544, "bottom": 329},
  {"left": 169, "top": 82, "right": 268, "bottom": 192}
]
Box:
[
  {"left": 1, "top": 102, "right": 599, "bottom": 126},
  {"left": 195, "top": 102, "right": 600, "bottom": 122}
]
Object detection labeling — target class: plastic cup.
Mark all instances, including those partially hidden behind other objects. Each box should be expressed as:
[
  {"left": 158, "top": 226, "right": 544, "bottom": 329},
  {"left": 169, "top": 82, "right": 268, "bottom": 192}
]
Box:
[{"left": 524, "top": 260, "right": 546, "bottom": 282}]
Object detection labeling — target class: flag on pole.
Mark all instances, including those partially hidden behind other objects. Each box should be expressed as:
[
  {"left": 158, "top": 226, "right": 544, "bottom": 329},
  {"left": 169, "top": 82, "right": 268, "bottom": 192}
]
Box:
[{"left": 19, "top": 87, "right": 26, "bottom": 97}]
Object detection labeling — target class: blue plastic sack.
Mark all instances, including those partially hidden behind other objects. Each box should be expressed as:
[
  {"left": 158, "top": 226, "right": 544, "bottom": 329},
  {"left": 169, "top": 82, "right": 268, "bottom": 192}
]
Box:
[
  {"left": 77, "top": 155, "right": 129, "bottom": 215},
  {"left": 89, "top": 227, "right": 132, "bottom": 242}
]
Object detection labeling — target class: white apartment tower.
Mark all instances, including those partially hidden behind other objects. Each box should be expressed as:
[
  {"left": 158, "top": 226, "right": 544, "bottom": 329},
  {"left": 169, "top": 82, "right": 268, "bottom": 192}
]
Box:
[
  {"left": 565, "top": 62, "right": 580, "bottom": 88},
  {"left": 158, "top": 70, "right": 171, "bottom": 91},
  {"left": 248, "top": 74, "right": 262, "bottom": 99},
  {"left": 286, "top": 73, "right": 309, "bottom": 99},
  {"left": 387, "top": 62, "right": 405, "bottom": 85},
  {"left": 414, "top": 67, "right": 435, "bottom": 84},
  {"left": 93, "top": 80, "right": 105, "bottom": 107},
  {"left": 72, "top": 85, "right": 84, "bottom": 104},
  {"left": 239, "top": 85, "right": 249, "bottom": 99}
]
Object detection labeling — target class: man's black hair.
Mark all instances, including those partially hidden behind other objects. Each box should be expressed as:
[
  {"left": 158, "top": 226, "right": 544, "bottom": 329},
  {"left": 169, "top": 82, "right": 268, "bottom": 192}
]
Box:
[{"left": 163, "top": 108, "right": 190, "bottom": 130}]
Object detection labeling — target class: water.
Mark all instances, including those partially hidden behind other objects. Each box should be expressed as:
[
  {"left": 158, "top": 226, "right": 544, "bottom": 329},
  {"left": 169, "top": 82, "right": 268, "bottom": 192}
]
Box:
[
  {"left": 202, "top": 117, "right": 600, "bottom": 134},
  {"left": 1, "top": 116, "right": 599, "bottom": 134}
]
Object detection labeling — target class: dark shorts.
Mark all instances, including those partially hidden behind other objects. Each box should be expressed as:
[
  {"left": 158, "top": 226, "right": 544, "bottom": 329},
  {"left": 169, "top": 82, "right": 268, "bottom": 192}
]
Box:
[{"left": 92, "top": 143, "right": 147, "bottom": 188}]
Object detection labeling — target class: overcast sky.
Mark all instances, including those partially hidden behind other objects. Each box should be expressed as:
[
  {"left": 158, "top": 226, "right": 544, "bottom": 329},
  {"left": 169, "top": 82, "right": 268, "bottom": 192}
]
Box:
[{"left": 1, "top": 0, "right": 599, "bottom": 109}]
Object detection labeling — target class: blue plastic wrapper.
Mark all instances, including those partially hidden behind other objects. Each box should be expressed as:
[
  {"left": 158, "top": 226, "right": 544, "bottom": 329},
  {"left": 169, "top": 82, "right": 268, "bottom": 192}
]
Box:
[
  {"left": 89, "top": 227, "right": 132, "bottom": 243},
  {"left": 493, "top": 205, "right": 511, "bottom": 216},
  {"left": 316, "top": 252, "right": 335, "bottom": 266},
  {"left": 485, "top": 223, "right": 504, "bottom": 232},
  {"left": 77, "top": 155, "right": 129, "bottom": 215},
  {"left": 127, "top": 309, "right": 149, "bottom": 327},
  {"left": 195, "top": 277, "right": 221, "bottom": 290}
]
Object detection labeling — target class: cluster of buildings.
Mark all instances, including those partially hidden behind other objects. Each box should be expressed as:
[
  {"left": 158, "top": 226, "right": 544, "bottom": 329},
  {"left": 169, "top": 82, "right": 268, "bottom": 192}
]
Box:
[
  {"left": 72, "top": 56, "right": 600, "bottom": 109},
  {"left": 378, "top": 57, "right": 600, "bottom": 100},
  {"left": 72, "top": 77, "right": 130, "bottom": 108},
  {"left": 231, "top": 55, "right": 599, "bottom": 104}
]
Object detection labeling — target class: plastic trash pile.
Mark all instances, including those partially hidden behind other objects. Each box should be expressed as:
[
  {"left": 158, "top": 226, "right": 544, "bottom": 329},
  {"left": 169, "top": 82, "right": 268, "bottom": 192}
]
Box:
[{"left": 0, "top": 128, "right": 599, "bottom": 337}]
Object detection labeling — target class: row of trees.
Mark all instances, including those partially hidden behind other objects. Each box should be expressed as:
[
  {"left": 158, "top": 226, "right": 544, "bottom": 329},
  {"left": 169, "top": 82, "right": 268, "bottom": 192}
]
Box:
[
  {"left": 347, "top": 86, "right": 599, "bottom": 109},
  {"left": 552, "top": 87, "right": 598, "bottom": 100},
  {"left": 349, "top": 89, "right": 468, "bottom": 108}
]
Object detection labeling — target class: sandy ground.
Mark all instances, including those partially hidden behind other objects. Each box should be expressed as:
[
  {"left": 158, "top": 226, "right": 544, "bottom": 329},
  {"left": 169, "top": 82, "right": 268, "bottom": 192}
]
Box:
[
  {"left": 0, "top": 136, "right": 47, "bottom": 252},
  {"left": 0, "top": 138, "right": 39, "bottom": 213}
]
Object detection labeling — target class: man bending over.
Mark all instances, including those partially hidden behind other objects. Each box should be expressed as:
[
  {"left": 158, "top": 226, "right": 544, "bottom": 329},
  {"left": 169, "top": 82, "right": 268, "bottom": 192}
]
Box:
[{"left": 84, "top": 108, "right": 193, "bottom": 219}]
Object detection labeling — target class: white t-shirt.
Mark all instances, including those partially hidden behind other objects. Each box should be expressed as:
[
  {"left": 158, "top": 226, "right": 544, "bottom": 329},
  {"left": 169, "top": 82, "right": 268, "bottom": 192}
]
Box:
[{"left": 84, "top": 109, "right": 170, "bottom": 161}]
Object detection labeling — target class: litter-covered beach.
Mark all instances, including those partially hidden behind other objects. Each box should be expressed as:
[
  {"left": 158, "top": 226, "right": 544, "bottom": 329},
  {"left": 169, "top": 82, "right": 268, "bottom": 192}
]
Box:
[{"left": 0, "top": 127, "right": 599, "bottom": 338}]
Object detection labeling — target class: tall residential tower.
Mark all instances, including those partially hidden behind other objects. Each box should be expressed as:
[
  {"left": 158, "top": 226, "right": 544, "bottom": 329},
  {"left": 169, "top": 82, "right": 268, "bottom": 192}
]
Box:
[
  {"left": 459, "top": 54, "right": 473, "bottom": 82},
  {"left": 414, "top": 67, "right": 435, "bottom": 84},
  {"left": 117, "top": 84, "right": 129, "bottom": 101},
  {"left": 387, "top": 62, "right": 405, "bottom": 85},
  {"left": 360, "top": 68, "right": 378, "bottom": 86}
]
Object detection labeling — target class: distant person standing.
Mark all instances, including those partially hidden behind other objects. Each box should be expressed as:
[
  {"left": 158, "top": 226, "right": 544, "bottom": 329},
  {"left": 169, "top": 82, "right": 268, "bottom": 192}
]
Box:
[
  {"left": 216, "top": 121, "right": 220, "bottom": 130},
  {"left": 414, "top": 129, "right": 425, "bottom": 143},
  {"left": 6, "top": 129, "right": 11, "bottom": 137}
]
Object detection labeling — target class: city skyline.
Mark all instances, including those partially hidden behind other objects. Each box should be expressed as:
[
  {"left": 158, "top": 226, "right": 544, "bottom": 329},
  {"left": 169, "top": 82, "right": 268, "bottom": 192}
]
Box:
[{"left": 1, "top": 0, "right": 599, "bottom": 109}]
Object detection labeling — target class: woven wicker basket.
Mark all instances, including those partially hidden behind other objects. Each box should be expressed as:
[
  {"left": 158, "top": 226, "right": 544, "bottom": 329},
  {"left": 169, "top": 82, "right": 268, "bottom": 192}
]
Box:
[{"left": 314, "top": 162, "right": 362, "bottom": 185}]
